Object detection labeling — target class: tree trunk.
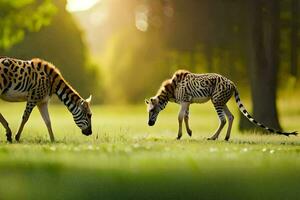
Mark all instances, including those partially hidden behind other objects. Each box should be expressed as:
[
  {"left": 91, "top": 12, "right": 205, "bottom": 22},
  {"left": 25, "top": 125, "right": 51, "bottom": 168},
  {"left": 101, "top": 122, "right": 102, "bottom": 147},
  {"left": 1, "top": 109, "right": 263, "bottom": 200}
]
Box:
[
  {"left": 239, "top": 0, "right": 281, "bottom": 132},
  {"left": 291, "top": 0, "right": 298, "bottom": 78}
]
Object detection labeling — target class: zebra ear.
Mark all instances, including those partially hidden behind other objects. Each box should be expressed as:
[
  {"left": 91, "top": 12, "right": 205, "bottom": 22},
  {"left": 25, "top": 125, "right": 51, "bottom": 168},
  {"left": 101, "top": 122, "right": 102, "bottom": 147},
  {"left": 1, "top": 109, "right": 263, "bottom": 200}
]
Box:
[
  {"left": 145, "top": 99, "right": 150, "bottom": 104},
  {"left": 86, "top": 95, "right": 92, "bottom": 103},
  {"left": 150, "top": 98, "right": 158, "bottom": 104}
]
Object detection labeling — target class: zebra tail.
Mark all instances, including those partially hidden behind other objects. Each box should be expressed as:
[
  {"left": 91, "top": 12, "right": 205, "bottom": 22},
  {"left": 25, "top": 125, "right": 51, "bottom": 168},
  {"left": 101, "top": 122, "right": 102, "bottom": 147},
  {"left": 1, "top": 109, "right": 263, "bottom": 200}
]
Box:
[{"left": 234, "top": 89, "right": 297, "bottom": 136}]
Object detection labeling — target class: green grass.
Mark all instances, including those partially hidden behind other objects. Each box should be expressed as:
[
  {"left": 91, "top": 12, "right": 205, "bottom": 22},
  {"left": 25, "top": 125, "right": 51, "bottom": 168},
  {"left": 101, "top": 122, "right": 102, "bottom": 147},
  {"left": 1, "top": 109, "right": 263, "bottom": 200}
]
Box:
[{"left": 0, "top": 96, "right": 299, "bottom": 200}]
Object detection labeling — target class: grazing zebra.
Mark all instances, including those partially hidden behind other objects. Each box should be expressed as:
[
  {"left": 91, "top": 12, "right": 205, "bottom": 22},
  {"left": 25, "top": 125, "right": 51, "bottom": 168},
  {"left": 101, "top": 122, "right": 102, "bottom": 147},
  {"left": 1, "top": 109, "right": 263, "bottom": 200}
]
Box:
[
  {"left": 0, "top": 57, "right": 93, "bottom": 142},
  {"left": 145, "top": 70, "right": 297, "bottom": 140}
]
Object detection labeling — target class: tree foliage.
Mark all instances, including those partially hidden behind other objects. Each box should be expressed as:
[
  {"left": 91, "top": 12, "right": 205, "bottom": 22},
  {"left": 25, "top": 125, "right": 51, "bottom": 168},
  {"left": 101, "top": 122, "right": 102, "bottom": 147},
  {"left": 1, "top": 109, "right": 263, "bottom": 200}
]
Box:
[{"left": 0, "top": 0, "right": 56, "bottom": 49}]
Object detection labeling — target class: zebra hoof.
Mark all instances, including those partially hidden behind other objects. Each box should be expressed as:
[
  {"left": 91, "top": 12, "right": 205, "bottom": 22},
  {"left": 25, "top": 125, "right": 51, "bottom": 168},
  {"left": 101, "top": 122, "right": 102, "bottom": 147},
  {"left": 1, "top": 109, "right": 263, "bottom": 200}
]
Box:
[
  {"left": 207, "top": 137, "right": 216, "bottom": 141},
  {"left": 6, "top": 131, "right": 12, "bottom": 143},
  {"left": 176, "top": 135, "right": 182, "bottom": 140},
  {"left": 187, "top": 130, "right": 192, "bottom": 137},
  {"left": 6, "top": 137, "right": 12, "bottom": 143},
  {"left": 15, "top": 135, "right": 20, "bottom": 142}
]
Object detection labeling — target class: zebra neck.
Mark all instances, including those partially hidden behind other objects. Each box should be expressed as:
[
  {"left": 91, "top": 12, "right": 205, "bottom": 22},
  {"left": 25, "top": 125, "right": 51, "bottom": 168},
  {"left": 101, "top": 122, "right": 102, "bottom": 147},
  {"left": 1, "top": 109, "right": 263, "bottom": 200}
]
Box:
[
  {"left": 157, "top": 94, "right": 169, "bottom": 111},
  {"left": 55, "top": 78, "right": 83, "bottom": 113}
]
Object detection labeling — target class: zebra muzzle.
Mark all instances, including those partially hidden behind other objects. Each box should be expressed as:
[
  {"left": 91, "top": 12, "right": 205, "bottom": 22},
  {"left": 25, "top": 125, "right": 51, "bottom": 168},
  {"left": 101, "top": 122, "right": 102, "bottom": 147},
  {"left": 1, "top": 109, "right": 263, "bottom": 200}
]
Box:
[
  {"left": 82, "top": 126, "right": 92, "bottom": 136},
  {"left": 148, "top": 120, "right": 155, "bottom": 126}
]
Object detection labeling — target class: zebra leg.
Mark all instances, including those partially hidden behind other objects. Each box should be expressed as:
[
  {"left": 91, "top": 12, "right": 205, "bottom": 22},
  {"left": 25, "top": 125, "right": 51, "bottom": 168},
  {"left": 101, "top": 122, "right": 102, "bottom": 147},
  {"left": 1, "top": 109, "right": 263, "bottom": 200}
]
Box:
[
  {"left": 177, "top": 102, "right": 189, "bottom": 140},
  {"left": 224, "top": 105, "right": 234, "bottom": 141},
  {"left": 15, "top": 101, "right": 37, "bottom": 142},
  {"left": 0, "top": 113, "right": 12, "bottom": 143},
  {"left": 184, "top": 106, "right": 192, "bottom": 137},
  {"left": 208, "top": 105, "right": 226, "bottom": 140},
  {"left": 37, "top": 102, "right": 55, "bottom": 142}
]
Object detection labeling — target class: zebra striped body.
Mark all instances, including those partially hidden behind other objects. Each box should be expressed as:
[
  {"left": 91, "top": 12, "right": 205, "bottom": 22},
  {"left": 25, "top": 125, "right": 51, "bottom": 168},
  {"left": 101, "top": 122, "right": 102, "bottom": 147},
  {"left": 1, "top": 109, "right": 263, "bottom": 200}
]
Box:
[
  {"left": 0, "top": 57, "right": 92, "bottom": 142},
  {"left": 146, "top": 70, "right": 297, "bottom": 140}
]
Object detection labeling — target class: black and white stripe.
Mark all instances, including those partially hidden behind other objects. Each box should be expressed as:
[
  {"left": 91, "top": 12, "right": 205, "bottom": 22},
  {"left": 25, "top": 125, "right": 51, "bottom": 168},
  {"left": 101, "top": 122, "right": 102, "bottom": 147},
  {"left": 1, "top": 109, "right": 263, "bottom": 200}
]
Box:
[
  {"left": 55, "top": 78, "right": 89, "bottom": 129},
  {"left": 234, "top": 89, "right": 297, "bottom": 136}
]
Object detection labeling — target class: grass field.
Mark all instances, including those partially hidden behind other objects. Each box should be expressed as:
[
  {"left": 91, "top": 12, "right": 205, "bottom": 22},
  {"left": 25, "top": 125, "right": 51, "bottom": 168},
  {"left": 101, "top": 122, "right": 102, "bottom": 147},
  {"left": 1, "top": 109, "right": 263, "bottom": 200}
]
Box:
[{"left": 0, "top": 95, "right": 299, "bottom": 200}]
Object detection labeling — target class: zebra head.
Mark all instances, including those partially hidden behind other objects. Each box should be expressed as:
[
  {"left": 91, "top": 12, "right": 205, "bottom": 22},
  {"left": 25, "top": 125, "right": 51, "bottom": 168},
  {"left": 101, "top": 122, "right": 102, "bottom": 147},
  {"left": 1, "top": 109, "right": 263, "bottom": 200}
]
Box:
[
  {"left": 145, "top": 97, "right": 161, "bottom": 126},
  {"left": 73, "top": 95, "right": 93, "bottom": 136}
]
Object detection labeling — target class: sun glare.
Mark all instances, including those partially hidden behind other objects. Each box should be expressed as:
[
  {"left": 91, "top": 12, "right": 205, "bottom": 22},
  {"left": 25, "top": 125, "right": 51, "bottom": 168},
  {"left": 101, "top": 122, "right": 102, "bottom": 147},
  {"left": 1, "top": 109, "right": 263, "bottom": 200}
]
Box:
[{"left": 66, "top": 0, "right": 100, "bottom": 12}]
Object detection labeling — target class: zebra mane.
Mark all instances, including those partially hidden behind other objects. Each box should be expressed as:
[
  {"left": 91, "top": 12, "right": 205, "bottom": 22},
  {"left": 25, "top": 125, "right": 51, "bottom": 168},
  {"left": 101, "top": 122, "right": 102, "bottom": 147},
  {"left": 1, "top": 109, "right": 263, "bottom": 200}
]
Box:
[
  {"left": 156, "top": 79, "right": 172, "bottom": 97},
  {"left": 31, "top": 58, "right": 62, "bottom": 75},
  {"left": 172, "top": 69, "right": 190, "bottom": 79},
  {"left": 31, "top": 58, "right": 83, "bottom": 100},
  {"left": 155, "top": 69, "right": 190, "bottom": 101}
]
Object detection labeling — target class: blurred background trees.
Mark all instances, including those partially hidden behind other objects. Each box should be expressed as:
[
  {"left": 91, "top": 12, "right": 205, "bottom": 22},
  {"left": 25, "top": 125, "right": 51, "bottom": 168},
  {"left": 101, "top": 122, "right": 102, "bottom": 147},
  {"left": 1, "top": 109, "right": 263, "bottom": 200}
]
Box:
[
  {"left": 0, "top": 0, "right": 56, "bottom": 49},
  {"left": 0, "top": 0, "right": 299, "bottom": 131},
  {"left": 75, "top": 0, "right": 298, "bottom": 102}
]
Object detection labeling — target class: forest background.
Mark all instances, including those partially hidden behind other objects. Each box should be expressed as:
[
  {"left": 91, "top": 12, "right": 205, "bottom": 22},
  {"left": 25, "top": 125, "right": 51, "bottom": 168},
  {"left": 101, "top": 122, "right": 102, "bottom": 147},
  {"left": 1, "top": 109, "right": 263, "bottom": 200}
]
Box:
[{"left": 1, "top": 0, "right": 299, "bottom": 131}]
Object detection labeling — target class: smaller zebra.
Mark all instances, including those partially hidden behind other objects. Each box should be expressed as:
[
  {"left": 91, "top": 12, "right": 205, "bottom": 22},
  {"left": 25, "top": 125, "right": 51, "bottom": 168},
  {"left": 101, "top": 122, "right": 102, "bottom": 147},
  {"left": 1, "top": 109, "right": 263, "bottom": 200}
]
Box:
[
  {"left": 0, "top": 57, "right": 93, "bottom": 142},
  {"left": 145, "top": 70, "right": 297, "bottom": 140}
]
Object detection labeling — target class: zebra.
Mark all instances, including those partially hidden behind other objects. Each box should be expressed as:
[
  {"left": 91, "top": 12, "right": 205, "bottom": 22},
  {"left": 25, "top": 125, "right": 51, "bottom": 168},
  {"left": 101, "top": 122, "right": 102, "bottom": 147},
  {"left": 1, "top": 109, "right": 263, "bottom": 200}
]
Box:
[
  {"left": 0, "top": 57, "right": 93, "bottom": 142},
  {"left": 145, "top": 70, "right": 297, "bottom": 140}
]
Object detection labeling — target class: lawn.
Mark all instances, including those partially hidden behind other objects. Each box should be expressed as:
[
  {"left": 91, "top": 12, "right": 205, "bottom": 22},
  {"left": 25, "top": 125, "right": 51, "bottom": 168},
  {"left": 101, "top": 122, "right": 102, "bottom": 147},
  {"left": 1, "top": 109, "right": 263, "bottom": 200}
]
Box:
[{"left": 0, "top": 94, "right": 299, "bottom": 200}]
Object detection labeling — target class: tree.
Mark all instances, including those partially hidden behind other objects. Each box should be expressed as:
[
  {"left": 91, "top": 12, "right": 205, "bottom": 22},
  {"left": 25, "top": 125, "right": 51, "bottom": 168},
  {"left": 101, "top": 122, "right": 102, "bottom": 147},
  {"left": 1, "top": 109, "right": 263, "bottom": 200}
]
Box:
[
  {"left": 239, "top": 0, "right": 281, "bottom": 131},
  {"left": 0, "top": 0, "right": 56, "bottom": 49},
  {"left": 290, "top": 0, "right": 298, "bottom": 78}
]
